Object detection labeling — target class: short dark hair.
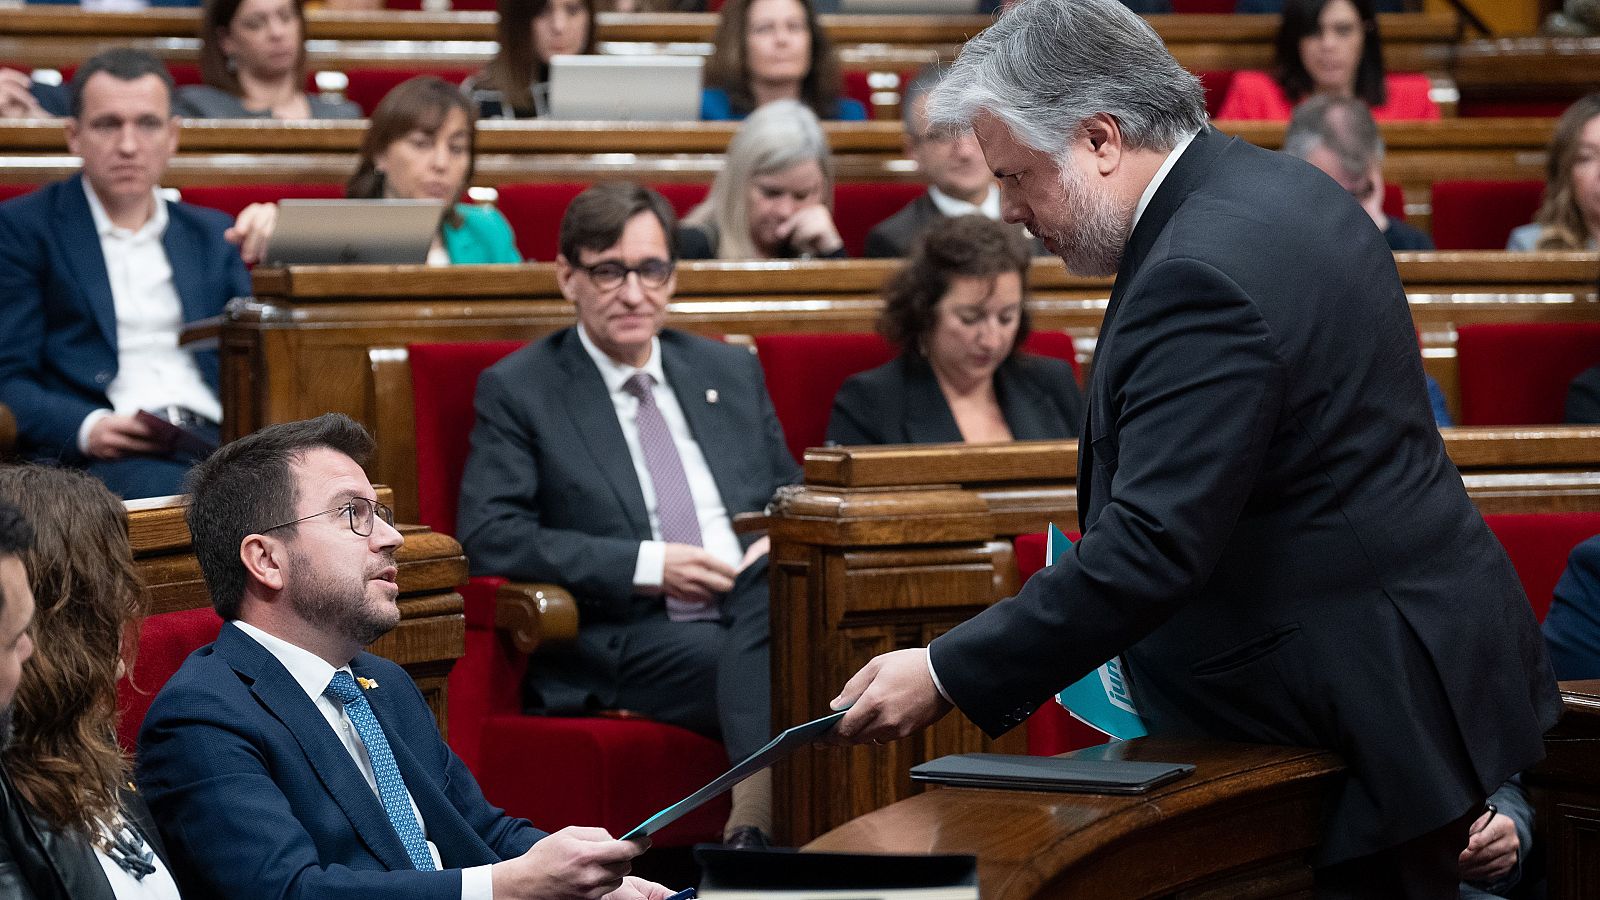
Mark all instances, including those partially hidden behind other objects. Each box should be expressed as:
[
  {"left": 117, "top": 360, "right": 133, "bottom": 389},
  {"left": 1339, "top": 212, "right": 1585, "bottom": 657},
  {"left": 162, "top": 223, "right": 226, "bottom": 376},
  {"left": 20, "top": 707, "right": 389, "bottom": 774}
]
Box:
[
  {"left": 69, "top": 48, "right": 176, "bottom": 120},
  {"left": 347, "top": 75, "right": 478, "bottom": 231},
  {"left": 184, "top": 414, "right": 375, "bottom": 621},
  {"left": 878, "top": 215, "right": 1033, "bottom": 355},
  {"left": 0, "top": 500, "right": 35, "bottom": 613},
  {"left": 558, "top": 182, "right": 679, "bottom": 264}
]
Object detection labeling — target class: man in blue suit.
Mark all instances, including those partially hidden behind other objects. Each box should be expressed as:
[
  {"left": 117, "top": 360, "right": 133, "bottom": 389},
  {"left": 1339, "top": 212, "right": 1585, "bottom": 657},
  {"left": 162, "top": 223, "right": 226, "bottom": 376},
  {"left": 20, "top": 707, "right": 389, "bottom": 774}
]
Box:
[
  {"left": 137, "top": 413, "right": 672, "bottom": 900},
  {"left": 0, "top": 48, "right": 250, "bottom": 500}
]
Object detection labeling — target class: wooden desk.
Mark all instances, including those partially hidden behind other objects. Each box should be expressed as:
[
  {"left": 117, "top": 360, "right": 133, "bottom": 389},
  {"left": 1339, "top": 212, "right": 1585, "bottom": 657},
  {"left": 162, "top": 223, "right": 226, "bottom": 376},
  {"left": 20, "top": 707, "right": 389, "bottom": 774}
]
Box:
[
  {"left": 805, "top": 738, "right": 1343, "bottom": 899},
  {"left": 1444, "top": 37, "right": 1600, "bottom": 112},
  {"left": 1529, "top": 679, "right": 1600, "bottom": 899},
  {"left": 218, "top": 253, "right": 1600, "bottom": 520},
  {"left": 126, "top": 490, "right": 467, "bottom": 732},
  {"left": 764, "top": 433, "right": 1600, "bottom": 843}
]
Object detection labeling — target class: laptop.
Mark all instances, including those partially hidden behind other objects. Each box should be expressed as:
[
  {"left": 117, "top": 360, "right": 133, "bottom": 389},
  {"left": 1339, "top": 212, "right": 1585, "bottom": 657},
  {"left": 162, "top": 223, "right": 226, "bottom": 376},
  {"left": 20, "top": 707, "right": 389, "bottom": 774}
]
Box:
[
  {"left": 264, "top": 199, "right": 445, "bottom": 265},
  {"left": 545, "top": 55, "right": 703, "bottom": 122}
]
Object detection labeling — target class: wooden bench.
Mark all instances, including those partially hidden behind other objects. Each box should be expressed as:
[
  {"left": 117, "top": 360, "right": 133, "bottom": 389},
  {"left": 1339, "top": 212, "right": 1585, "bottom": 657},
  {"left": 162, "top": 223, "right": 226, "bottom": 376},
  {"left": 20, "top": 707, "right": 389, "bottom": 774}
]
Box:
[{"left": 763, "top": 434, "right": 1600, "bottom": 842}]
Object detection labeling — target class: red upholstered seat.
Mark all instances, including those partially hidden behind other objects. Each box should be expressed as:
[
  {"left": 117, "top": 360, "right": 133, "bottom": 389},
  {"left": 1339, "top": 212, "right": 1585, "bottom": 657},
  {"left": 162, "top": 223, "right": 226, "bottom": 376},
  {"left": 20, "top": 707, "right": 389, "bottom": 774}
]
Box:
[
  {"left": 1012, "top": 530, "right": 1107, "bottom": 757},
  {"left": 180, "top": 183, "right": 346, "bottom": 219},
  {"left": 342, "top": 67, "right": 477, "bottom": 116},
  {"left": 1429, "top": 180, "right": 1543, "bottom": 250},
  {"left": 410, "top": 341, "right": 729, "bottom": 843},
  {"left": 1483, "top": 513, "right": 1600, "bottom": 623},
  {"left": 495, "top": 183, "right": 589, "bottom": 262},
  {"left": 1459, "top": 100, "right": 1573, "bottom": 118},
  {"left": 1196, "top": 71, "right": 1235, "bottom": 117},
  {"left": 116, "top": 607, "right": 225, "bottom": 755},
  {"left": 753, "top": 330, "right": 1082, "bottom": 464},
  {"left": 1456, "top": 323, "right": 1600, "bottom": 425},
  {"left": 1381, "top": 182, "right": 1406, "bottom": 223},
  {"left": 0, "top": 184, "right": 36, "bottom": 204},
  {"left": 833, "top": 182, "right": 930, "bottom": 258}
]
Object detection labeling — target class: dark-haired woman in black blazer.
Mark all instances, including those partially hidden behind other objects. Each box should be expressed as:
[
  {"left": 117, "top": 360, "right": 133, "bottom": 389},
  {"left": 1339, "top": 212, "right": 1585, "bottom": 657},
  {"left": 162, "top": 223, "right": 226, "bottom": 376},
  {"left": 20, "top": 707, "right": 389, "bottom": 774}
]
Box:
[{"left": 827, "top": 215, "right": 1082, "bottom": 446}]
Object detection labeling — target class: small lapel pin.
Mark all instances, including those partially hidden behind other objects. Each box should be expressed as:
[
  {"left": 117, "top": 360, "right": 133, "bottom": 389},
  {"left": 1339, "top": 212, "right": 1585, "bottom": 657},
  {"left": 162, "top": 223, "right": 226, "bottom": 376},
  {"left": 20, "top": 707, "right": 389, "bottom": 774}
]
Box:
[
  {"left": 705, "top": 389, "right": 719, "bottom": 404},
  {"left": 357, "top": 676, "right": 379, "bottom": 690}
]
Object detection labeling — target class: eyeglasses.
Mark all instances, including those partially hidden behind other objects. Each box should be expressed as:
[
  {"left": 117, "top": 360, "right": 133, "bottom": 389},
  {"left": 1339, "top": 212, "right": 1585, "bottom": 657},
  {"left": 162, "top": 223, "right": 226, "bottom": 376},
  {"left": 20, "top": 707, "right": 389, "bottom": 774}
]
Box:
[
  {"left": 261, "top": 497, "right": 395, "bottom": 538},
  {"left": 574, "top": 258, "right": 675, "bottom": 291}
]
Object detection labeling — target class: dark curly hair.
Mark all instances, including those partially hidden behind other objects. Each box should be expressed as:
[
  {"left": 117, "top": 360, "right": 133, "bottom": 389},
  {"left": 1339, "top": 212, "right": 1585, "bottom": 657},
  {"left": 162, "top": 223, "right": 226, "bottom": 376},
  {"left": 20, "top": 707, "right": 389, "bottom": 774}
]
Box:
[{"left": 878, "top": 215, "right": 1032, "bottom": 356}]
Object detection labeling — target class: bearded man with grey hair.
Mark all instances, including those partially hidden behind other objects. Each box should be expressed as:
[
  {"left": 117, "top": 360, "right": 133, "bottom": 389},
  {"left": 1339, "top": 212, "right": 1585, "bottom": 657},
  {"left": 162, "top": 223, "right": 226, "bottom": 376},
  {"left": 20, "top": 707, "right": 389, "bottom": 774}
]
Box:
[{"left": 830, "top": 0, "right": 1559, "bottom": 893}]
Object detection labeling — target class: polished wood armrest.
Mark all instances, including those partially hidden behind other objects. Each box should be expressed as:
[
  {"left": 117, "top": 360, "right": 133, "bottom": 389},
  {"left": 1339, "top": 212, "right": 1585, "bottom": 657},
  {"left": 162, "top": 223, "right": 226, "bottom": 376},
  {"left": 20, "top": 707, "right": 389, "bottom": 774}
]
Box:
[
  {"left": 0, "top": 402, "right": 14, "bottom": 459},
  {"left": 732, "top": 510, "right": 770, "bottom": 534},
  {"left": 495, "top": 580, "right": 579, "bottom": 654},
  {"left": 178, "top": 314, "right": 223, "bottom": 351}
]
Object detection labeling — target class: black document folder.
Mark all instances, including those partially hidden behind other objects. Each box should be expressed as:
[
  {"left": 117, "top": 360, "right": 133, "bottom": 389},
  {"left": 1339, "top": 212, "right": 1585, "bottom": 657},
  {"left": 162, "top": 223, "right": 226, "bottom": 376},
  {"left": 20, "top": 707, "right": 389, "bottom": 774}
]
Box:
[
  {"left": 696, "top": 847, "right": 978, "bottom": 899},
  {"left": 909, "top": 752, "right": 1194, "bottom": 794}
]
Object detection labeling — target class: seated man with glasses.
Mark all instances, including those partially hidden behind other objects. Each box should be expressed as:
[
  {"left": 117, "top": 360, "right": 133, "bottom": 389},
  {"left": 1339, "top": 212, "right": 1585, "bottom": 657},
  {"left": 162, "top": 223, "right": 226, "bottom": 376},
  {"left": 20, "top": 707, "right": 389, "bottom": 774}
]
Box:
[
  {"left": 138, "top": 412, "right": 675, "bottom": 900},
  {"left": 457, "top": 182, "right": 800, "bottom": 848},
  {"left": 0, "top": 47, "right": 251, "bottom": 500}
]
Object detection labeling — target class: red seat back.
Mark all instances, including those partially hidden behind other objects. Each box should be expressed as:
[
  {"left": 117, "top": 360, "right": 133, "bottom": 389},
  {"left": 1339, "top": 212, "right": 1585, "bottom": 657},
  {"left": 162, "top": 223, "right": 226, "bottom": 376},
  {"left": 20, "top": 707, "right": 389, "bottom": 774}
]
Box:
[
  {"left": 1429, "top": 180, "right": 1544, "bottom": 250},
  {"left": 116, "top": 607, "right": 225, "bottom": 755},
  {"left": 833, "top": 182, "right": 929, "bottom": 258},
  {"left": 1456, "top": 323, "right": 1600, "bottom": 425},
  {"left": 753, "top": 333, "right": 899, "bottom": 463},
  {"left": 1196, "top": 71, "right": 1235, "bottom": 117},
  {"left": 1483, "top": 513, "right": 1600, "bottom": 622},
  {"left": 1013, "top": 530, "right": 1107, "bottom": 756},
  {"left": 180, "top": 183, "right": 346, "bottom": 219},
  {"left": 1381, "top": 182, "right": 1406, "bottom": 224},
  {"left": 409, "top": 341, "right": 527, "bottom": 538},
  {"left": 342, "top": 67, "right": 477, "bottom": 116}
]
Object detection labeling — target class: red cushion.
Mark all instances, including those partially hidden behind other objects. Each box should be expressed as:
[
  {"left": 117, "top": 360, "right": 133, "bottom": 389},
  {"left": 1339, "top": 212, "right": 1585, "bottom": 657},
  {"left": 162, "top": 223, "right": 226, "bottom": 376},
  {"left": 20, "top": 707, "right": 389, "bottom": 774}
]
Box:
[
  {"left": 116, "top": 607, "right": 225, "bottom": 755},
  {"left": 651, "top": 182, "right": 711, "bottom": 220},
  {"left": 833, "top": 182, "right": 931, "bottom": 258},
  {"left": 409, "top": 341, "right": 526, "bottom": 537},
  {"left": 180, "top": 183, "right": 346, "bottom": 219},
  {"left": 476, "top": 714, "right": 729, "bottom": 842},
  {"left": 1381, "top": 182, "right": 1406, "bottom": 224},
  {"left": 1013, "top": 530, "right": 1106, "bottom": 756},
  {"left": 494, "top": 183, "right": 587, "bottom": 262},
  {"left": 0, "top": 184, "right": 37, "bottom": 204},
  {"left": 1456, "top": 323, "right": 1600, "bottom": 425},
  {"left": 1483, "top": 513, "right": 1600, "bottom": 622},
  {"left": 1459, "top": 100, "right": 1574, "bottom": 119},
  {"left": 1429, "top": 180, "right": 1544, "bottom": 251},
  {"left": 753, "top": 333, "right": 899, "bottom": 463},
  {"left": 841, "top": 71, "right": 874, "bottom": 119}
]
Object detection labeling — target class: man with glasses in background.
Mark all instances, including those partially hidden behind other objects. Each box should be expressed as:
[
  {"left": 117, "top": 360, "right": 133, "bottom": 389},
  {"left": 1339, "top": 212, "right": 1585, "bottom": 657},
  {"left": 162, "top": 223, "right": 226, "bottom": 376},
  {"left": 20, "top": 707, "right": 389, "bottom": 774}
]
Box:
[
  {"left": 0, "top": 48, "right": 251, "bottom": 500},
  {"left": 138, "top": 413, "right": 675, "bottom": 900},
  {"left": 458, "top": 182, "right": 800, "bottom": 848}
]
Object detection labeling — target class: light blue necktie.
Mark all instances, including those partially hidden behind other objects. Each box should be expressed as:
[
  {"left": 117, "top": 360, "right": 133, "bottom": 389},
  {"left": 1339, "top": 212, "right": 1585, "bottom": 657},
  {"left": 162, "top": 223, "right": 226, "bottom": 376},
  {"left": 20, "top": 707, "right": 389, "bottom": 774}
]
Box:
[{"left": 324, "top": 670, "right": 436, "bottom": 871}]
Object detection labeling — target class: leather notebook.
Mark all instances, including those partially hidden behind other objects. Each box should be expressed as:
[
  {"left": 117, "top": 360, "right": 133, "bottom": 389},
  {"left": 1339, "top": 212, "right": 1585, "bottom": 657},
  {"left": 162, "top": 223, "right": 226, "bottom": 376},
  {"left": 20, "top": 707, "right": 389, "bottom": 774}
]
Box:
[{"left": 909, "top": 753, "right": 1195, "bottom": 794}]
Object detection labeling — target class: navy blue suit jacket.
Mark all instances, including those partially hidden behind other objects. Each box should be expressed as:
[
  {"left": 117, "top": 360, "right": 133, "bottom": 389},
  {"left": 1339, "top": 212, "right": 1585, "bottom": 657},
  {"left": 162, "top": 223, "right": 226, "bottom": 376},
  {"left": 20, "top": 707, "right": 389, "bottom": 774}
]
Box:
[
  {"left": 1545, "top": 534, "right": 1600, "bottom": 680},
  {"left": 0, "top": 175, "right": 249, "bottom": 461},
  {"left": 137, "top": 624, "right": 544, "bottom": 900}
]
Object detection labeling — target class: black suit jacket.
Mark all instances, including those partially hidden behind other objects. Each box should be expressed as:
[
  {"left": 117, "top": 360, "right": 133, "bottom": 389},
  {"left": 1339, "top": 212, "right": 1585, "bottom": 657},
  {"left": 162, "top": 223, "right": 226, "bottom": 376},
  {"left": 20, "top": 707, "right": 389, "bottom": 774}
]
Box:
[
  {"left": 929, "top": 127, "right": 1560, "bottom": 864},
  {"left": 826, "top": 351, "right": 1082, "bottom": 444},
  {"left": 456, "top": 327, "right": 800, "bottom": 708},
  {"left": 0, "top": 772, "right": 170, "bottom": 900},
  {"left": 864, "top": 191, "right": 1047, "bottom": 258}
]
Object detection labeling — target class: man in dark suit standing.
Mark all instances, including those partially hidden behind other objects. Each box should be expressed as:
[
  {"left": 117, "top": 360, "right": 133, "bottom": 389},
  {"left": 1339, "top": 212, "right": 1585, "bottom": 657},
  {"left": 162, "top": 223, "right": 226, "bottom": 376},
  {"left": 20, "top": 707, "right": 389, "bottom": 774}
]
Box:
[
  {"left": 864, "top": 66, "right": 1030, "bottom": 258},
  {"left": 0, "top": 48, "right": 250, "bottom": 500},
  {"left": 138, "top": 413, "right": 672, "bottom": 900},
  {"left": 831, "top": 0, "right": 1560, "bottom": 894},
  {"left": 457, "top": 183, "right": 800, "bottom": 846}
]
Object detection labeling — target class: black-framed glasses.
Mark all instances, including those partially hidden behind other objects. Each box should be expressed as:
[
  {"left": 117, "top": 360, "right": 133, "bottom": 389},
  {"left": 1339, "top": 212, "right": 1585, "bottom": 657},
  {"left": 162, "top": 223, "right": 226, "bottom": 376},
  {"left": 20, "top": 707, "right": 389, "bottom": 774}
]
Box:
[
  {"left": 575, "top": 258, "right": 675, "bottom": 291},
  {"left": 261, "top": 497, "right": 395, "bottom": 537}
]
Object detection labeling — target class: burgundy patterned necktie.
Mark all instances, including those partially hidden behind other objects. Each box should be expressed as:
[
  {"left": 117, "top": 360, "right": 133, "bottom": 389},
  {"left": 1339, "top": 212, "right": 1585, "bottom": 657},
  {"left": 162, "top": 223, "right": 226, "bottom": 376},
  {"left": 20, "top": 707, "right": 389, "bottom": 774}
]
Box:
[{"left": 624, "top": 372, "right": 719, "bottom": 622}]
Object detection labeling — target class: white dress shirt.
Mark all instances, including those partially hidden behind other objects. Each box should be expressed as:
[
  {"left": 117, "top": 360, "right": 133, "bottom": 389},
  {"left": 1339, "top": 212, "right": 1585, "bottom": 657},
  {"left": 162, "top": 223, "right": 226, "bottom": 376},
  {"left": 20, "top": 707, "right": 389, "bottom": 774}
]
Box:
[
  {"left": 75, "top": 181, "right": 224, "bottom": 454},
  {"left": 233, "top": 622, "right": 494, "bottom": 900},
  {"left": 576, "top": 325, "right": 744, "bottom": 590},
  {"left": 927, "top": 183, "right": 1002, "bottom": 220},
  {"left": 93, "top": 820, "right": 182, "bottom": 900},
  {"left": 925, "top": 129, "right": 1199, "bottom": 704}
]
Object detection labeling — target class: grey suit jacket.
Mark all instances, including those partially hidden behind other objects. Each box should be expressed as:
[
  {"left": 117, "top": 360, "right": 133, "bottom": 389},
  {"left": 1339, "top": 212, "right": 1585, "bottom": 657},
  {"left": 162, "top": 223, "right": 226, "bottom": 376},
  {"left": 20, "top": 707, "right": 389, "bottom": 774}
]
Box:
[{"left": 455, "top": 327, "right": 800, "bottom": 705}]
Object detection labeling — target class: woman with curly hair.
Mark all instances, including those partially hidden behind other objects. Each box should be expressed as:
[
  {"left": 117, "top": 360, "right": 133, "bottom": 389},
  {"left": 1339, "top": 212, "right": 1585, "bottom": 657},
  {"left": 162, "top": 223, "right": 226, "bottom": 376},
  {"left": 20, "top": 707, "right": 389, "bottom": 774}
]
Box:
[
  {"left": 827, "top": 215, "right": 1083, "bottom": 446},
  {"left": 0, "top": 465, "right": 180, "bottom": 899}
]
